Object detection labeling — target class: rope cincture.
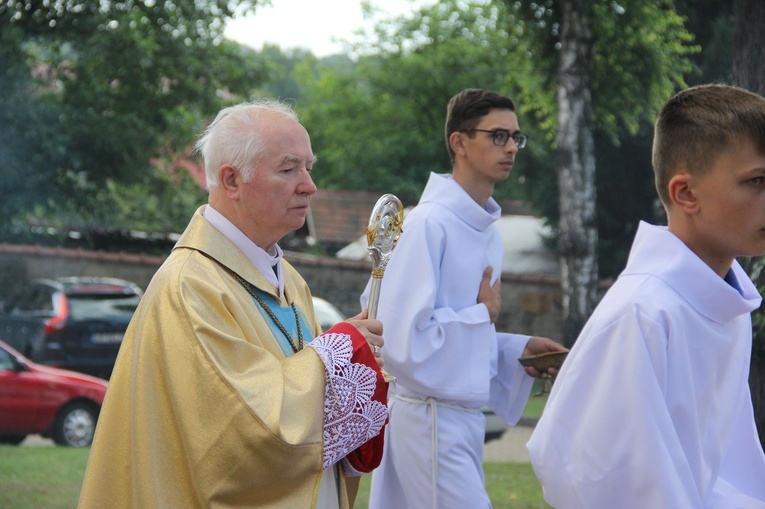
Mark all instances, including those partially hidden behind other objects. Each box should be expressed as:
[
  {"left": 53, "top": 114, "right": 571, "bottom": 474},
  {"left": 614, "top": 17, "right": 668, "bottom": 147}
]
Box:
[{"left": 390, "top": 393, "right": 481, "bottom": 509}]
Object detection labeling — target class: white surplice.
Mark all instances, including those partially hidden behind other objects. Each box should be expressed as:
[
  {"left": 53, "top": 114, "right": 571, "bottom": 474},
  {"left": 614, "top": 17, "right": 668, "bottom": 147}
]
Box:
[
  {"left": 527, "top": 221, "right": 765, "bottom": 509},
  {"left": 366, "top": 173, "right": 534, "bottom": 509}
]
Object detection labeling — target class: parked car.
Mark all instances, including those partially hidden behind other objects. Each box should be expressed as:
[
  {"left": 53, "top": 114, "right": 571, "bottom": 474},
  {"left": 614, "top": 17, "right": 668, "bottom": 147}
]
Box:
[
  {"left": 0, "top": 277, "right": 143, "bottom": 379},
  {"left": 310, "top": 296, "right": 508, "bottom": 442},
  {"left": 482, "top": 407, "right": 509, "bottom": 442},
  {"left": 312, "top": 296, "right": 346, "bottom": 332},
  {"left": 0, "top": 339, "right": 108, "bottom": 447}
]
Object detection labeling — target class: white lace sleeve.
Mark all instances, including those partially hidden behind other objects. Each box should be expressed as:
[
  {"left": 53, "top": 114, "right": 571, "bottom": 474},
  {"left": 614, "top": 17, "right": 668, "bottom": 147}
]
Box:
[{"left": 307, "top": 332, "right": 388, "bottom": 469}]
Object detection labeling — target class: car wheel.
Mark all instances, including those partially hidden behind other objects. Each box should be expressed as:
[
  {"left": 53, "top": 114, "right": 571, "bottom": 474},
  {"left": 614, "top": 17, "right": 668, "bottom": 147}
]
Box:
[
  {"left": 52, "top": 402, "right": 99, "bottom": 447},
  {"left": 0, "top": 434, "right": 27, "bottom": 445}
]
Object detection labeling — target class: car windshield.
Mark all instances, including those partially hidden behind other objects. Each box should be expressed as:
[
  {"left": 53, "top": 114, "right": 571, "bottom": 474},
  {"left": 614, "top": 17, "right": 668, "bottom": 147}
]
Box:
[{"left": 67, "top": 294, "right": 141, "bottom": 321}]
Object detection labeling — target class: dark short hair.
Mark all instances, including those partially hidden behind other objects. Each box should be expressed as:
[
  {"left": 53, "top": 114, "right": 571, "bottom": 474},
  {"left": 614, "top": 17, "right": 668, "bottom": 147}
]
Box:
[
  {"left": 653, "top": 84, "right": 765, "bottom": 206},
  {"left": 444, "top": 89, "right": 516, "bottom": 160}
]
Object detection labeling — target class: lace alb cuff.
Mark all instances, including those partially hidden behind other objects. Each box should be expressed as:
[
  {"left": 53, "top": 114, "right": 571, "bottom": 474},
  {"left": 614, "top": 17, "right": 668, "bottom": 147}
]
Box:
[{"left": 307, "top": 332, "right": 388, "bottom": 469}]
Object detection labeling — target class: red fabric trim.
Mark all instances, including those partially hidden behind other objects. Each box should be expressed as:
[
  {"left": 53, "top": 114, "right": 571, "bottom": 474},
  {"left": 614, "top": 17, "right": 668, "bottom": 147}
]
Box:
[{"left": 324, "top": 322, "right": 389, "bottom": 473}]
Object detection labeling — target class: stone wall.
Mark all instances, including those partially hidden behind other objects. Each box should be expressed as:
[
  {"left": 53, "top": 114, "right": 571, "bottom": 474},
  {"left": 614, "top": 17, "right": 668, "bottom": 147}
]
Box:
[
  {"left": 0, "top": 244, "right": 165, "bottom": 301},
  {"left": 0, "top": 243, "right": 564, "bottom": 340},
  {"left": 287, "top": 252, "right": 564, "bottom": 339}
]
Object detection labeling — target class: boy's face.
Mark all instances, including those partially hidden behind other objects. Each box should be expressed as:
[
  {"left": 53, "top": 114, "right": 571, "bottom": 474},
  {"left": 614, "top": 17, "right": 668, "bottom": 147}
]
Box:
[
  {"left": 682, "top": 139, "right": 765, "bottom": 273},
  {"left": 460, "top": 108, "right": 520, "bottom": 185}
]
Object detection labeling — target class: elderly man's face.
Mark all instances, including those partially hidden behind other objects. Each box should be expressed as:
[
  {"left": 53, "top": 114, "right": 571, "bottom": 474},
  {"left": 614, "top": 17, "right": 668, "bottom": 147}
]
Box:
[{"left": 240, "top": 115, "right": 317, "bottom": 251}]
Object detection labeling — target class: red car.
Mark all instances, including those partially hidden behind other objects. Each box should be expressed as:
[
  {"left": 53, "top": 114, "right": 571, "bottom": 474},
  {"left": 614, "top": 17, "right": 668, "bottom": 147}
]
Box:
[{"left": 0, "top": 339, "right": 107, "bottom": 447}]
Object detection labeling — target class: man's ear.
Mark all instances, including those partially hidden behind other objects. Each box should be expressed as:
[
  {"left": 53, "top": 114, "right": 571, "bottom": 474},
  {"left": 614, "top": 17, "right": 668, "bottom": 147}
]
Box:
[
  {"left": 449, "top": 131, "right": 466, "bottom": 157},
  {"left": 668, "top": 172, "right": 699, "bottom": 214},
  {"left": 218, "top": 164, "right": 240, "bottom": 200}
]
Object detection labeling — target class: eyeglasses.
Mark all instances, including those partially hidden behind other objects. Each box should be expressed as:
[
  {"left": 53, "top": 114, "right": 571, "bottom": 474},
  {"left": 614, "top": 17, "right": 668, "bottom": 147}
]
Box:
[{"left": 461, "top": 128, "right": 528, "bottom": 149}]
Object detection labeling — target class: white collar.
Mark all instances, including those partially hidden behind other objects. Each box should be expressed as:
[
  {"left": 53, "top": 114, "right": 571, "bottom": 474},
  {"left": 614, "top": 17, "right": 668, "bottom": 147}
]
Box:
[
  {"left": 419, "top": 173, "right": 501, "bottom": 231},
  {"left": 202, "top": 205, "right": 284, "bottom": 297},
  {"left": 622, "top": 222, "right": 761, "bottom": 323}
]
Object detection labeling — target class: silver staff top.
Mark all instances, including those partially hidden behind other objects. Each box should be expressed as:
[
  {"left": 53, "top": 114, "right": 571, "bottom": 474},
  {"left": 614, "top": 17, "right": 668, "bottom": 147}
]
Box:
[{"left": 366, "top": 194, "right": 404, "bottom": 278}]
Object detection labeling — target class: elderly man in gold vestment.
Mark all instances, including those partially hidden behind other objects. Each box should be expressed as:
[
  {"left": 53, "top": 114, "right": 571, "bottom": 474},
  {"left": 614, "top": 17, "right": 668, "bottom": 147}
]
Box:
[{"left": 78, "top": 100, "right": 389, "bottom": 509}]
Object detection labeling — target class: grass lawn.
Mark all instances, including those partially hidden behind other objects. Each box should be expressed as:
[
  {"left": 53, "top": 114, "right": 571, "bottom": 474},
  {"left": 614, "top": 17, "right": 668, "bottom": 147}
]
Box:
[
  {"left": 353, "top": 463, "right": 550, "bottom": 508},
  {"left": 1, "top": 383, "right": 550, "bottom": 508},
  {"left": 0, "top": 447, "right": 549, "bottom": 509},
  {"left": 522, "top": 379, "right": 550, "bottom": 420},
  {"left": 0, "top": 446, "right": 91, "bottom": 509}
]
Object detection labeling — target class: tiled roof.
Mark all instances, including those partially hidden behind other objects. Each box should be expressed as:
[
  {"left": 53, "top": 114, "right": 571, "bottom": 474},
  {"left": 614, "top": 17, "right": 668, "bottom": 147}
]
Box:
[
  {"left": 307, "top": 190, "right": 536, "bottom": 246},
  {"left": 308, "top": 189, "right": 386, "bottom": 245}
]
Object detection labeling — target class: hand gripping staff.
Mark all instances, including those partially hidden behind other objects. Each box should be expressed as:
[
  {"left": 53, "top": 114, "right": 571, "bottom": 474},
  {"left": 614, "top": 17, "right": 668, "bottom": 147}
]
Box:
[{"left": 366, "top": 194, "right": 404, "bottom": 383}]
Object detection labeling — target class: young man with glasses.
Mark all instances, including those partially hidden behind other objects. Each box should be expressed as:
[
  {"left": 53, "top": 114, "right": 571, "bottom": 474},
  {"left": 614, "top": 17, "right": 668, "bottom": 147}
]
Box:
[{"left": 365, "top": 88, "right": 566, "bottom": 508}]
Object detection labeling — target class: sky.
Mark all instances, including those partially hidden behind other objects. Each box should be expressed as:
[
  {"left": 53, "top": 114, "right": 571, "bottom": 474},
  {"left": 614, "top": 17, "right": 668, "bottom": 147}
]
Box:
[{"left": 224, "top": 0, "right": 433, "bottom": 57}]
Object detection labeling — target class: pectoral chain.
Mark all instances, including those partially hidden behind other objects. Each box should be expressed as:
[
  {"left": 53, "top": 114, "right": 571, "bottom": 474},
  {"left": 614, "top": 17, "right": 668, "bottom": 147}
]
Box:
[{"left": 234, "top": 273, "right": 303, "bottom": 354}]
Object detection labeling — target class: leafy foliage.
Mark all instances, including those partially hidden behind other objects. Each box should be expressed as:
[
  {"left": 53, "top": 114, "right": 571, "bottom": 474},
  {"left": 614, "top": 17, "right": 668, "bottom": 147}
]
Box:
[
  {"left": 1, "top": 0, "right": 730, "bottom": 279},
  {"left": 507, "top": 0, "right": 698, "bottom": 143},
  {"left": 293, "top": 0, "right": 552, "bottom": 205},
  {"left": 284, "top": 0, "right": 697, "bottom": 278},
  {"left": 0, "top": 0, "right": 267, "bottom": 232}
]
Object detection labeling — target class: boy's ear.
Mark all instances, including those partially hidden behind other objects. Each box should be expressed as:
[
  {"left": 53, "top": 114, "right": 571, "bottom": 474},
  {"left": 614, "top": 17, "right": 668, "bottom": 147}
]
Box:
[
  {"left": 668, "top": 172, "right": 700, "bottom": 214},
  {"left": 449, "top": 131, "right": 466, "bottom": 156}
]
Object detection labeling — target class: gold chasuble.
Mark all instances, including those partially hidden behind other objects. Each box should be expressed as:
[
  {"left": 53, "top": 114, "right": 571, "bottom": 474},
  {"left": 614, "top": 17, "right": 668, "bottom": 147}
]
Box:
[{"left": 79, "top": 208, "right": 358, "bottom": 508}]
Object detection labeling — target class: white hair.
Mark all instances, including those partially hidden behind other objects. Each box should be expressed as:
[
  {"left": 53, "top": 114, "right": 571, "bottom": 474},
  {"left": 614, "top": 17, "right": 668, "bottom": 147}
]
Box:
[{"left": 195, "top": 99, "right": 299, "bottom": 190}]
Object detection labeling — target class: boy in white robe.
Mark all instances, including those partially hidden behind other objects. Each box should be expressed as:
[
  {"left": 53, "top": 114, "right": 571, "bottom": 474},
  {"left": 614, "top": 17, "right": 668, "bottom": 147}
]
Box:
[
  {"left": 366, "top": 88, "right": 567, "bottom": 509},
  {"left": 527, "top": 84, "right": 765, "bottom": 508}
]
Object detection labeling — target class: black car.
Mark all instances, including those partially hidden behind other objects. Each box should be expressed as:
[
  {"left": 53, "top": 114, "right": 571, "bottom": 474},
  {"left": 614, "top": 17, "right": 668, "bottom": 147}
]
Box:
[{"left": 0, "top": 277, "right": 142, "bottom": 379}]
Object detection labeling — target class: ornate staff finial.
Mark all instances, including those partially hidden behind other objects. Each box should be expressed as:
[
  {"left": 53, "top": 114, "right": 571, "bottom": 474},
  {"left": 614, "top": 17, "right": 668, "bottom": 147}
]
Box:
[{"left": 366, "top": 193, "right": 404, "bottom": 383}]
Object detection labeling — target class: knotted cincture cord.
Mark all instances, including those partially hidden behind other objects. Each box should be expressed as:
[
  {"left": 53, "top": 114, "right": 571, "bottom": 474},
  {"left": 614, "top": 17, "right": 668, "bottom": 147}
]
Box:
[{"left": 389, "top": 393, "right": 480, "bottom": 509}]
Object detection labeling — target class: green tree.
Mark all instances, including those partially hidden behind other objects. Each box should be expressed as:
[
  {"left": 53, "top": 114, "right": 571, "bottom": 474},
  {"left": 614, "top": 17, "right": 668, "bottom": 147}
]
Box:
[
  {"left": 676, "top": 0, "right": 733, "bottom": 84},
  {"left": 593, "top": 0, "right": 733, "bottom": 275},
  {"left": 730, "top": 0, "right": 765, "bottom": 449},
  {"left": 256, "top": 44, "right": 318, "bottom": 102},
  {"left": 295, "top": 0, "right": 552, "bottom": 205},
  {"left": 291, "top": 0, "right": 696, "bottom": 344},
  {"left": 0, "top": 0, "right": 267, "bottom": 232},
  {"left": 552, "top": 0, "right": 598, "bottom": 347},
  {"left": 505, "top": 0, "right": 697, "bottom": 344}
]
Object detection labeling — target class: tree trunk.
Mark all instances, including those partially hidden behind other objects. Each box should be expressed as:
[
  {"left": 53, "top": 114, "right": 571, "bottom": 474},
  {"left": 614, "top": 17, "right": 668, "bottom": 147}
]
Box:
[
  {"left": 555, "top": 0, "right": 599, "bottom": 347},
  {"left": 732, "top": 0, "right": 765, "bottom": 96},
  {"left": 732, "top": 0, "right": 765, "bottom": 451}
]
